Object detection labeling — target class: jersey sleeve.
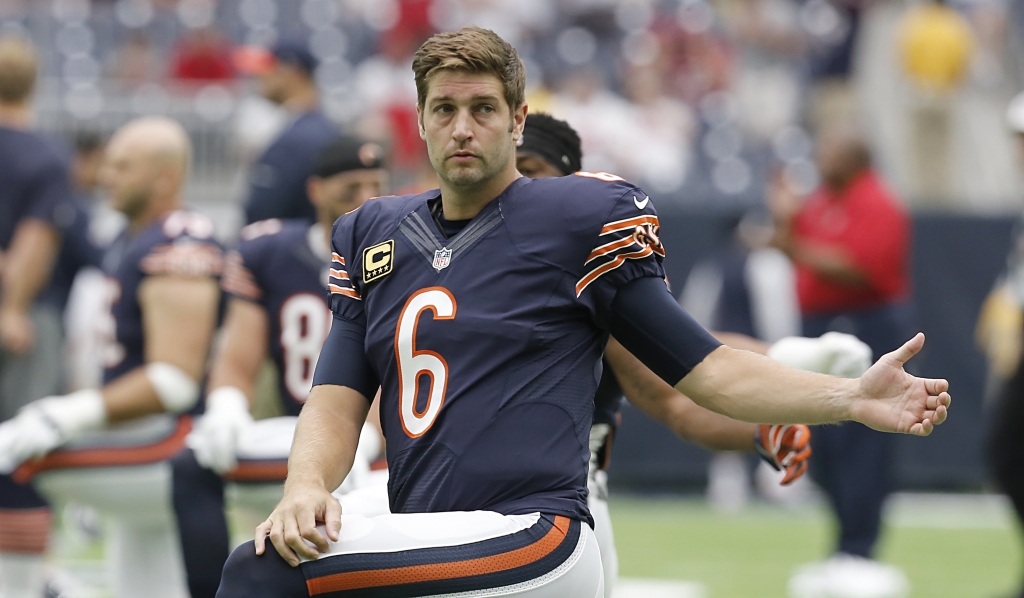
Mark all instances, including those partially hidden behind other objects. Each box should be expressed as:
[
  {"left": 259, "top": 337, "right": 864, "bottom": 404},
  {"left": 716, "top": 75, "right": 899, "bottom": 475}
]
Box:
[
  {"left": 326, "top": 211, "right": 365, "bottom": 321},
  {"left": 138, "top": 211, "right": 224, "bottom": 279},
  {"left": 220, "top": 220, "right": 283, "bottom": 301},
  {"left": 574, "top": 180, "right": 667, "bottom": 318}
]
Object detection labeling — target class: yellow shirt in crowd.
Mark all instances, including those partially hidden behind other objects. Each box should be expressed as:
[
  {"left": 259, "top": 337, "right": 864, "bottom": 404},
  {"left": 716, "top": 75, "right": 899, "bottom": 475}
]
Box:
[{"left": 898, "top": 2, "right": 974, "bottom": 91}]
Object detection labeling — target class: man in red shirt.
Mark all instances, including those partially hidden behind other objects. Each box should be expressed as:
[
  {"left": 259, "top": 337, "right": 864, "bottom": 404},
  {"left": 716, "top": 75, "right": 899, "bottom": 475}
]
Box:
[{"left": 772, "top": 127, "right": 915, "bottom": 595}]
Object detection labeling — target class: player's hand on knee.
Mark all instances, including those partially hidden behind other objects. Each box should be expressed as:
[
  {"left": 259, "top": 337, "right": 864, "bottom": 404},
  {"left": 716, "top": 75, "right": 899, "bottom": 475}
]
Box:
[
  {"left": 255, "top": 483, "right": 342, "bottom": 567},
  {"left": 852, "top": 333, "right": 951, "bottom": 435},
  {"left": 768, "top": 333, "right": 872, "bottom": 378},
  {"left": 186, "top": 386, "right": 253, "bottom": 474},
  {"left": 754, "top": 424, "right": 812, "bottom": 485},
  {"left": 0, "top": 390, "right": 106, "bottom": 473}
]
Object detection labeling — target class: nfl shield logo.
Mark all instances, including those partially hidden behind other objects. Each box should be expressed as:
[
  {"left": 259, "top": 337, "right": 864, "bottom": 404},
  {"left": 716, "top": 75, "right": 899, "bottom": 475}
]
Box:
[{"left": 432, "top": 247, "right": 452, "bottom": 271}]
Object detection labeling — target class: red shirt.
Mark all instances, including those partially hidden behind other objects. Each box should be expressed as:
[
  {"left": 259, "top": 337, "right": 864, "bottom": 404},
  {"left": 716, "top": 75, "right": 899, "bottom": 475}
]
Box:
[{"left": 793, "top": 171, "right": 910, "bottom": 314}]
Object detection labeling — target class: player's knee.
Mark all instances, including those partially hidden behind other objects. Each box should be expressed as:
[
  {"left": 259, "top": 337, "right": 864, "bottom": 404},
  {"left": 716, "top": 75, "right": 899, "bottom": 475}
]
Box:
[
  {"left": 217, "top": 542, "right": 261, "bottom": 597},
  {"left": 217, "top": 540, "right": 307, "bottom": 598}
]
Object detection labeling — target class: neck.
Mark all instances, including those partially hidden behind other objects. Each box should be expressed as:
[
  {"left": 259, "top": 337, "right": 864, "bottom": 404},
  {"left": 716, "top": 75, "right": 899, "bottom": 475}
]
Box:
[
  {"left": 282, "top": 86, "right": 318, "bottom": 114},
  {"left": 128, "top": 197, "right": 180, "bottom": 232},
  {"left": 439, "top": 163, "right": 521, "bottom": 221},
  {"left": 0, "top": 102, "right": 32, "bottom": 129}
]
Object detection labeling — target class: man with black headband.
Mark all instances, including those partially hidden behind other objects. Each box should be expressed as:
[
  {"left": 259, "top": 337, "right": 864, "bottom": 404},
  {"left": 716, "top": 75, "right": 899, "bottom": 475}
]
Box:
[
  {"left": 517, "top": 112, "right": 877, "bottom": 598},
  {"left": 170, "top": 136, "right": 390, "bottom": 598}
]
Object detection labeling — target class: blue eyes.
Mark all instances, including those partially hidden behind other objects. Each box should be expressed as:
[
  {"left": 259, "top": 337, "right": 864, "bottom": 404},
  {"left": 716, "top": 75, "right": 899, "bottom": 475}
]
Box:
[{"left": 433, "top": 105, "right": 495, "bottom": 114}]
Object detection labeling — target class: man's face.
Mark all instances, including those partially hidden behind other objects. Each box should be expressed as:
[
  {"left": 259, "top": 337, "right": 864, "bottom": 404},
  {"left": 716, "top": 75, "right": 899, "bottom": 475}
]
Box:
[
  {"left": 418, "top": 70, "right": 524, "bottom": 189},
  {"left": 310, "top": 168, "right": 388, "bottom": 225},
  {"left": 74, "top": 146, "right": 106, "bottom": 192},
  {"left": 99, "top": 135, "right": 157, "bottom": 218},
  {"left": 516, "top": 153, "right": 565, "bottom": 179},
  {"left": 260, "top": 62, "right": 290, "bottom": 105}
]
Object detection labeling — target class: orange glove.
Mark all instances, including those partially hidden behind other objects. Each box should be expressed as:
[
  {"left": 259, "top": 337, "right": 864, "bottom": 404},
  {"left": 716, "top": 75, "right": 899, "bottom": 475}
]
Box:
[{"left": 754, "top": 424, "right": 812, "bottom": 485}]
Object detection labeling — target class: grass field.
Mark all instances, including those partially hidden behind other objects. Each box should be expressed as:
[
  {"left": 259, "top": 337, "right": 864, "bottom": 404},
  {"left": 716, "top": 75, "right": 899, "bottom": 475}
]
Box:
[
  {"left": 51, "top": 493, "right": 1022, "bottom": 598},
  {"left": 609, "top": 493, "right": 1022, "bottom": 598}
]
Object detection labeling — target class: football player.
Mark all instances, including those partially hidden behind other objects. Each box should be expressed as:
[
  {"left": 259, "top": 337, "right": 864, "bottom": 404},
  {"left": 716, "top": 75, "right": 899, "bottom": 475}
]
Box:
[
  {"left": 218, "top": 27, "right": 950, "bottom": 598},
  {"left": 173, "top": 135, "right": 390, "bottom": 598},
  {"left": 0, "top": 117, "right": 223, "bottom": 598},
  {"left": 517, "top": 112, "right": 874, "bottom": 596},
  {"left": 0, "top": 36, "right": 76, "bottom": 598}
]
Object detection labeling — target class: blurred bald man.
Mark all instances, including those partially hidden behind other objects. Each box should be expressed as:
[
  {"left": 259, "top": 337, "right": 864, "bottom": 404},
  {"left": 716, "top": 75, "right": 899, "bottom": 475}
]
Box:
[{"left": 0, "top": 117, "right": 224, "bottom": 598}]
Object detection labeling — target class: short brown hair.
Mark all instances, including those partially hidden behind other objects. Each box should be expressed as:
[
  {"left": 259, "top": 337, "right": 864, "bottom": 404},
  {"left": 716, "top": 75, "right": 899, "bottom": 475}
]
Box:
[
  {"left": 412, "top": 27, "right": 525, "bottom": 112},
  {"left": 0, "top": 36, "right": 36, "bottom": 104}
]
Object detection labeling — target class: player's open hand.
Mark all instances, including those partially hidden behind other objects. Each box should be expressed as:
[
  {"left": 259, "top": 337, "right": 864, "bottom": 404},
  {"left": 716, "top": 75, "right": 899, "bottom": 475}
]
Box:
[
  {"left": 852, "top": 333, "right": 951, "bottom": 436},
  {"left": 255, "top": 482, "right": 342, "bottom": 567}
]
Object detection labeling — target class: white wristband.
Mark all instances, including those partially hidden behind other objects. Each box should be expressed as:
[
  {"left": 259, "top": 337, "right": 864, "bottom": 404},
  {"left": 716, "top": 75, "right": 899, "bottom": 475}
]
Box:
[{"left": 147, "top": 362, "right": 200, "bottom": 413}]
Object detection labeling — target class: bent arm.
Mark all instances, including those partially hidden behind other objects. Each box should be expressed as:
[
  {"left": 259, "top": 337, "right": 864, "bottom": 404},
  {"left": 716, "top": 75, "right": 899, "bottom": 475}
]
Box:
[
  {"left": 286, "top": 385, "right": 370, "bottom": 494},
  {"left": 206, "top": 298, "right": 269, "bottom": 403},
  {"left": 101, "top": 276, "right": 220, "bottom": 421},
  {"left": 605, "top": 338, "right": 755, "bottom": 451}
]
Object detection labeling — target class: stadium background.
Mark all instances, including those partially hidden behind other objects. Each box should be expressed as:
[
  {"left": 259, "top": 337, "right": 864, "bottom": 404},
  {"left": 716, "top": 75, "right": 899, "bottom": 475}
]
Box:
[{"left": 5, "top": 0, "right": 1024, "bottom": 596}]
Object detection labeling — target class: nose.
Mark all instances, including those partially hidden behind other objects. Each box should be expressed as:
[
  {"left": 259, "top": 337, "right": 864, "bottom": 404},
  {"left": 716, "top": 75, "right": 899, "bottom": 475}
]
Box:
[{"left": 451, "top": 108, "right": 473, "bottom": 144}]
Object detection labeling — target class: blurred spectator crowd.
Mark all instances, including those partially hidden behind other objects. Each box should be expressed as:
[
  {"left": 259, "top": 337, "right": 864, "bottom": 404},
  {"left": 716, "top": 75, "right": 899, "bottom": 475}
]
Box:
[{"left": 1, "top": 0, "right": 1020, "bottom": 211}]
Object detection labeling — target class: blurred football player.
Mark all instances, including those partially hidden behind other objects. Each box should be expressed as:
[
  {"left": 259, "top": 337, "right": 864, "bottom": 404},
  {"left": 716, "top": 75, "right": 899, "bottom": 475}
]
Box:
[
  {"left": 0, "top": 116, "right": 223, "bottom": 598},
  {"left": 0, "top": 35, "right": 78, "bottom": 598},
  {"left": 518, "top": 112, "right": 874, "bottom": 596},
  {"left": 218, "top": 27, "right": 949, "bottom": 598},
  {"left": 173, "top": 135, "right": 389, "bottom": 598},
  {"left": 237, "top": 41, "right": 338, "bottom": 224}
]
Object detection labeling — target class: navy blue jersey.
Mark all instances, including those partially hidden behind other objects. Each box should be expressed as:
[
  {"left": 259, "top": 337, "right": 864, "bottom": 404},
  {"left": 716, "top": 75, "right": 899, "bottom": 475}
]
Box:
[
  {"left": 38, "top": 195, "right": 104, "bottom": 310},
  {"left": 327, "top": 173, "right": 666, "bottom": 524},
  {"left": 0, "top": 126, "right": 74, "bottom": 250},
  {"left": 222, "top": 219, "right": 330, "bottom": 414},
  {"left": 100, "top": 210, "right": 224, "bottom": 383},
  {"left": 244, "top": 111, "right": 338, "bottom": 224}
]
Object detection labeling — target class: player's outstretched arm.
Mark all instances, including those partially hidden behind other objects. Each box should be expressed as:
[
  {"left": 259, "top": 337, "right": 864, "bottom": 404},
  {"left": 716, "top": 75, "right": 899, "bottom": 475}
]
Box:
[
  {"left": 605, "top": 337, "right": 812, "bottom": 484},
  {"left": 255, "top": 384, "right": 370, "bottom": 567},
  {"left": 676, "top": 333, "right": 950, "bottom": 435}
]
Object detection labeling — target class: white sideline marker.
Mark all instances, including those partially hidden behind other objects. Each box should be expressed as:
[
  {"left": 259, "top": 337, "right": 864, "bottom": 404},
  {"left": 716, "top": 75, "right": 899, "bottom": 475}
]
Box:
[{"left": 614, "top": 577, "right": 707, "bottom": 598}]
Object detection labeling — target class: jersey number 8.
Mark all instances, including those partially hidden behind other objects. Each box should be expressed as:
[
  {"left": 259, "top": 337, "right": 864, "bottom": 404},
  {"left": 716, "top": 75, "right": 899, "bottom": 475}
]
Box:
[
  {"left": 280, "top": 294, "right": 330, "bottom": 402},
  {"left": 396, "top": 287, "right": 457, "bottom": 438}
]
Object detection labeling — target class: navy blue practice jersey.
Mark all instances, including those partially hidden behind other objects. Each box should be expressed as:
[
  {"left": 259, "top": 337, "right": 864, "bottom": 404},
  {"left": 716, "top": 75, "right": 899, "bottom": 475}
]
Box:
[
  {"left": 327, "top": 172, "right": 666, "bottom": 525},
  {"left": 0, "top": 126, "right": 74, "bottom": 250},
  {"left": 99, "top": 210, "right": 224, "bottom": 383},
  {"left": 222, "top": 219, "right": 331, "bottom": 414}
]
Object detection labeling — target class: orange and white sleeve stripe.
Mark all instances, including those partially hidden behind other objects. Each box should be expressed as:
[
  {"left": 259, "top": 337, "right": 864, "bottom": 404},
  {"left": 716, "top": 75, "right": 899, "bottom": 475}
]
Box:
[
  {"left": 575, "top": 214, "right": 665, "bottom": 297},
  {"left": 329, "top": 252, "right": 361, "bottom": 300},
  {"left": 221, "top": 250, "right": 262, "bottom": 300}
]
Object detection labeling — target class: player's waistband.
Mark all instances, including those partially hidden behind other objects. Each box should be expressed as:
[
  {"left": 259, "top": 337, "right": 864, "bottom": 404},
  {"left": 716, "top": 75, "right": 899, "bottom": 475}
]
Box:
[
  {"left": 302, "top": 513, "right": 581, "bottom": 597},
  {"left": 13, "top": 415, "right": 191, "bottom": 483}
]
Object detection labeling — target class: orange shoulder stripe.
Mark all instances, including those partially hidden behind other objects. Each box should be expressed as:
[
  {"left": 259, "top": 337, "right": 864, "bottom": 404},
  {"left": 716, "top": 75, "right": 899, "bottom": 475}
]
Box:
[
  {"left": 585, "top": 236, "right": 638, "bottom": 265},
  {"left": 329, "top": 284, "right": 361, "bottom": 299},
  {"left": 575, "top": 246, "right": 654, "bottom": 296},
  {"left": 599, "top": 215, "right": 659, "bottom": 236}
]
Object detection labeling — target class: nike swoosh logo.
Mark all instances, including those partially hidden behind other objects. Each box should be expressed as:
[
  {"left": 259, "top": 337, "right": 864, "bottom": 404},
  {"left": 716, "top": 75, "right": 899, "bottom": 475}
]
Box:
[{"left": 634, "top": 195, "right": 650, "bottom": 210}]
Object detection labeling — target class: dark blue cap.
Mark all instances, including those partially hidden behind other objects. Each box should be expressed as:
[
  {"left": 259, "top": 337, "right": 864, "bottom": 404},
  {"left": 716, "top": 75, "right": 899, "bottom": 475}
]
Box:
[{"left": 272, "top": 41, "right": 318, "bottom": 74}]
